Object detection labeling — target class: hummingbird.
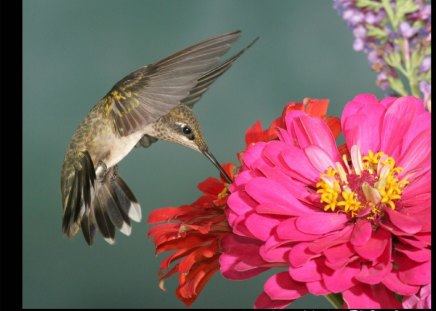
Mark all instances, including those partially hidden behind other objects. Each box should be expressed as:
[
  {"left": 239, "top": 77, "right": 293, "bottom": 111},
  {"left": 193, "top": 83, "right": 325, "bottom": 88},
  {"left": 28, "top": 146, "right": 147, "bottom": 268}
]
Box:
[{"left": 61, "top": 30, "right": 258, "bottom": 245}]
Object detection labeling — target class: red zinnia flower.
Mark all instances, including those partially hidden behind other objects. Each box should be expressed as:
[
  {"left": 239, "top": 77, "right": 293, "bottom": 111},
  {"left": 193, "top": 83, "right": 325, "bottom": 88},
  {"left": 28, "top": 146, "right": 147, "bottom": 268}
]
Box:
[{"left": 148, "top": 163, "right": 235, "bottom": 307}]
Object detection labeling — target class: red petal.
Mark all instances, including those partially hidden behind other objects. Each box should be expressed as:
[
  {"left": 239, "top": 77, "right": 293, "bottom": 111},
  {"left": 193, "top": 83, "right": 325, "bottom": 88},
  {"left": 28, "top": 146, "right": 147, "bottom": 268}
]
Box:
[
  {"left": 197, "top": 177, "right": 224, "bottom": 196},
  {"left": 178, "top": 241, "right": 218, "bottom": 273},
  {"left": 148, "top": 206, "right": 190, "bottom": 223},
  {"left": 176, "top": 257, "right": 220, "bottom": 307},
  {"left": 325, "top": 116, "right": 341, "bottom": 139},
  {"left": 245, "top": 120, "right": 264, "bottom": 146},
  {"left": 304, "top": 98, "right": 329, "bottom": 118}
]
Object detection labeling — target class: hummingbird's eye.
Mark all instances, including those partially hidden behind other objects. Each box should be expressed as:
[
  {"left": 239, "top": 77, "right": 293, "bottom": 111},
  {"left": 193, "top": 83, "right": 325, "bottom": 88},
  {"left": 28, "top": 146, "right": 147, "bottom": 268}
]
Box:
[
  {"left": 182, "top": 125, "right": 192, "bottom": 135},
  {"left": 181, "top": 125, "right": 195, "bottom": 140}
]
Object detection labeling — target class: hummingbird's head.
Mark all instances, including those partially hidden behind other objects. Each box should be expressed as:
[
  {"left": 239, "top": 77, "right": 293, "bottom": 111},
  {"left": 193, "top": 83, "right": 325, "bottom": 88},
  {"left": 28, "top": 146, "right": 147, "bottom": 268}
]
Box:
[
  {"left": 152, "top": 104, "right": 232, "bottom": 183},
  {"left": 153, "top": 104, "right": 209, "bottom": 153}
]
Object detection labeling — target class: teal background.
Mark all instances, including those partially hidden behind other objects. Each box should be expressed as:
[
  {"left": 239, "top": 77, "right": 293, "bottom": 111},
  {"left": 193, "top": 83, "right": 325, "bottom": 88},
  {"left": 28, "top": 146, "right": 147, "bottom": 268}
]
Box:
[{"left": 23, "top": 0, "right": 384, "bottom": 308}]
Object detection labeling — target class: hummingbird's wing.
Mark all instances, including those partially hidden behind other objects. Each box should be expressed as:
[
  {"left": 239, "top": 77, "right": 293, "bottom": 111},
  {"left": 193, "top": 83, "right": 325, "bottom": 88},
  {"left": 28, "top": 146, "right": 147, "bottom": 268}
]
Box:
[
  {"left": 134, "top": 36, "right": 259, "bottom": 149},
  {"left": 181, "top": 36, "right": 259, "bottom": 108},
  {"left": 102, "top": 30, "right": 241, "bottom": 137}
]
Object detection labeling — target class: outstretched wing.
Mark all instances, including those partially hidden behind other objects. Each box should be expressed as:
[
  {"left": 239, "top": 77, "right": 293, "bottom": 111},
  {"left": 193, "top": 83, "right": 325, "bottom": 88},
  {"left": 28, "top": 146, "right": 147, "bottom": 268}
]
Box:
[
  {"left": 102, "top": 31, "right": 241, "bottom": 137},
  {"left": 182, "top": 36, "right": 259, "bottom": 108}
]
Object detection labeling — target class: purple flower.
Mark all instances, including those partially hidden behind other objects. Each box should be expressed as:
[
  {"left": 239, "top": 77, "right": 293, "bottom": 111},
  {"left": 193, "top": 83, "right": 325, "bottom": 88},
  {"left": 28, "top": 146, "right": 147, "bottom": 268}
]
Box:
[
  {"left": 419, "top": 56, "right": 431, "bottom": 73},
  {"left": 399, "top": 22, "right": 419, "bottom": 38},
  {"left": 353, "top": 38, "right": 365, "bottom": 51},
  {"left": 333, "top": 0, "right": 431, "bottom": 110}
]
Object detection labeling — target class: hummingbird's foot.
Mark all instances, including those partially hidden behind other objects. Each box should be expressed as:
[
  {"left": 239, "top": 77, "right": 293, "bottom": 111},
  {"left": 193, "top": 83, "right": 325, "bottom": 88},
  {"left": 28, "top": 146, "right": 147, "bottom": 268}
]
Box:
[{"left": 95, "top": 161, "right": 108, "bottom": 182}]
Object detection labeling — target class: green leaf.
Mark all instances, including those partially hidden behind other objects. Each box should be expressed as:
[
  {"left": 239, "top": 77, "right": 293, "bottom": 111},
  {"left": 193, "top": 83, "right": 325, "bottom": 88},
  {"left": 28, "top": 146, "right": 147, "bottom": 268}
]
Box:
[
  {"left": 388, "top": 76, "right": 408, "bottom": 96},
  {"left": 411, "top": 49, "right": 426, "bottom": 71},
  {"left": 356, "top": 0, "right": 383, "bottom": 10},
  {"left": 384, "top": 51, "right": 402, "bottom": 67},
  {"left": 366, "top": 24, "right": 387, "bottom": 40},
  {"left": 395, "top": 0, "right": 420, "bottom": 22}
]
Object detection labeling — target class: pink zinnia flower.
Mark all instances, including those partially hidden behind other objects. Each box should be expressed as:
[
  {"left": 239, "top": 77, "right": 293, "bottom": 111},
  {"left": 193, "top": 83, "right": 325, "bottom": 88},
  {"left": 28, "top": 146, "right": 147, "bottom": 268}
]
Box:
[
  {"left": 148, "top": 98, "right": 340, "bottom": 307},
  {"left": 221, "top": 94, "right": 431, "bottom": 308}
]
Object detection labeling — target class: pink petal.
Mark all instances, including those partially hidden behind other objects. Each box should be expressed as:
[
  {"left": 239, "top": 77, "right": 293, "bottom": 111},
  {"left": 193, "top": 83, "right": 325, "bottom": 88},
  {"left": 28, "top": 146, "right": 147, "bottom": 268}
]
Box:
[
  {"left": 350, "top": 219, "right": 372, "bottom": 246},
  {"left": 343, "top": 284, "right": 402, "bottom": 308},
  {"left": 323, "top": 260, "right": 360, "bottom": 292},
  {"left": 384, "top": 207, "right": 422, "bottom": 234},
  {"left": 303, "top": 145, "right": 337, "bottom": 173},
  {"left": 288, "top": 258, "right": 325, "bottom": 282},
  {"left": 245, "top": 212, "right": 282, "bottom": 241},
  {"left": 295, "top": 213, "right": 348, "bottom": 234},
  {"left": 287, "top": 113, "right": 340, "bottom": 160},
  {"left": 342, "top": 106, "right": 385, "bottom": 154},
  {"left": 254, "top": 292, "right": 293, "bottom": 309},
  {"left": 281, "top": 146, "right": 321, "bottom": 184},
  {"left": 276, "top": 218, "right": 320, "bottom": 241},
  {"left": 305, "top": 280, "right": 330, "bottom": 295},
  {"left": 383, "top": 271, "right": 420, "bottom": 296},
  {"left": 308, "top": 225, "right": 353, "bottom": 253},
  {"left": 401, "top": 169, "right": 431, "bottom": 203},
  {"left": 353, "top": 228, "right": 390, "bottom": 260},
  {"left": 242, "top": 142, "right": 268, "bottom": 170},
  {"left": 379, "top": 96, "right": 398, "bottom": 107},
  {"left": 401, "top": 111, "right": 431, "bottom": 155},
  {"left": 397, "top": 130, "right": 431, "bottom": 177},
  {"left": 230, "top": 170, "right": 253, "bottom": 190},
  {"left": 220, "top": 234, "right": 270, "bottom": 280},
  {"left": 227, "top": 188, "right": 257, "bottom": 216},
  {"left": 396, "top": 253, "right": 431, "bottom": 285},
  {"left": 288, "top": 242, "right": 320, "bottom": 267},
  {"left": 355, "top": 238, "right": 392, "bottom": 284},
  {"left": 398, "top": 235, "right": 430, "bottom": 249},
  {"left": 260, "top": 234, "right": 291, "bottom": 263},
  {"left": 264, "top": 272, "right": 308, "bottom": 300},
  {"left": 380, "top": 96, "right": 423, "bottom": 158},
  {"left": 323, "top": 243, "right": 355, "bottom": 269},
  {"left": 245, "top": 177, "right": 313, "bottom": 216},
  {"left": 396, "top": 245, "right": 431, "bottom": 262}
]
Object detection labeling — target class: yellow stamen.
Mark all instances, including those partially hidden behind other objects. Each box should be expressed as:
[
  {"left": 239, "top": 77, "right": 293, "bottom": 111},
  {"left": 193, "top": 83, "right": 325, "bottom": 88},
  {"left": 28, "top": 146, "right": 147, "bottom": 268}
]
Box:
[{"left": 315, "top": 147, "right": 409, "bottom": 220}]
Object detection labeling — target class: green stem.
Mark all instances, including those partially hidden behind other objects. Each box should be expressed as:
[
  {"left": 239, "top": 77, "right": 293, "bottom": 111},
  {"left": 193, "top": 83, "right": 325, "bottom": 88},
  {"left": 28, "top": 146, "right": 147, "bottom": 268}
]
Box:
[
  {"left": 325, "top": 293, "right": 343, "bottom": 309},
  {"left": 382, "top": 0, "right": 398, "bottom": 29}
]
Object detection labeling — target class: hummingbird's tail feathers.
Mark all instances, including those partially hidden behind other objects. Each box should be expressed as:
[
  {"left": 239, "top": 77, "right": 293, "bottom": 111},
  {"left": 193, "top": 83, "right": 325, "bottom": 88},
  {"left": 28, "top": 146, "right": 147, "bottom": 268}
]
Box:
[
  {"left": 80, "top": 206, "right": 97, "bottom": 245},
  {"left": 182, "top": 36, "right": 259, "bottom": 108},
  {"left": 88, "top": 168, "right": 141, "bottom": 245},
  {"left": 62, "top": 151, "right": 141, "bottom": 245},
  {"left": 62, "top": 151, "right": 96, "bottom": 239},
  {"left": 112, "top": 176, "right": 142, "bottom": 222}
]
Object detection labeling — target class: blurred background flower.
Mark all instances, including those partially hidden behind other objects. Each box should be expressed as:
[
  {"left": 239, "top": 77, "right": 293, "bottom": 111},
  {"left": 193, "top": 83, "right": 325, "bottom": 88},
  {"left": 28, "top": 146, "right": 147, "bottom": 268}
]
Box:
[{"left": 333, "top": 0, "right": 431, "bottom": 111}]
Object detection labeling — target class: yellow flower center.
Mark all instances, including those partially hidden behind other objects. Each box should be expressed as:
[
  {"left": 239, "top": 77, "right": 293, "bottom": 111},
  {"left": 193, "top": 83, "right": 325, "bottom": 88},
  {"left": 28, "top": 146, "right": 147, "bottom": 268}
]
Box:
[{"left": 316, "top": 146, "right": 409, "bottom": 219}]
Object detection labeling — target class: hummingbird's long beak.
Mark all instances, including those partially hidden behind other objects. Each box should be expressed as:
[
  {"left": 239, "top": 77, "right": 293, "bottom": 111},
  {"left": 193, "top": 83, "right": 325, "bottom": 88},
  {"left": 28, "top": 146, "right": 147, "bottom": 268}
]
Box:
[{"left": 203, "top": 151, "right": 232, "bottom": 184}]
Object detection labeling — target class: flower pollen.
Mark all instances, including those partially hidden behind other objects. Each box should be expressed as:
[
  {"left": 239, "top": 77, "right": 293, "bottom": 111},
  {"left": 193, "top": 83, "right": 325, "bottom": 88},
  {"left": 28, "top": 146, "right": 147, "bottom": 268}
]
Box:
[{"left": 316, "top": 145, "right": 409, "bottom": 220}]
